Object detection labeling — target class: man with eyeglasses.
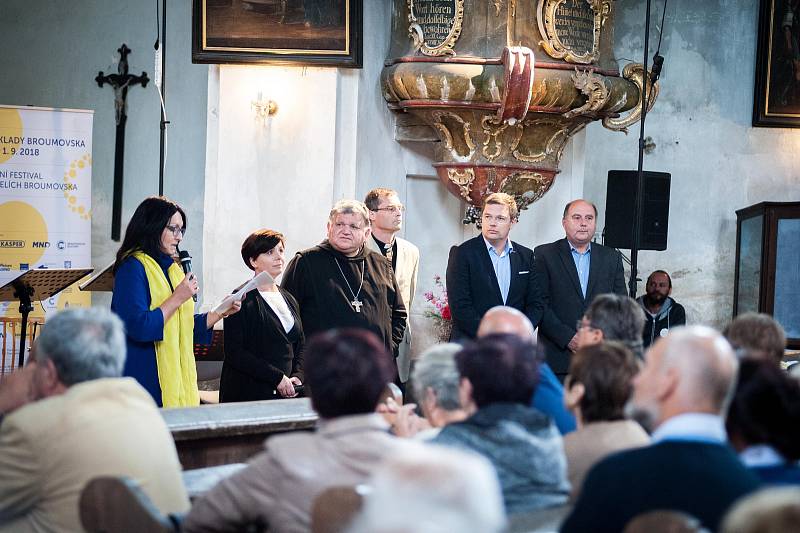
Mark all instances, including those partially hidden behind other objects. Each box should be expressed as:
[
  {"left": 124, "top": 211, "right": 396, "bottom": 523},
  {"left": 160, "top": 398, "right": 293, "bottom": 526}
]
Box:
[
  {"left": 446, "top": 192, "right": 539, "bottom": 340},
  {"left": 364, "top": 188, "right": 419, "bottom": 389},
  {"left": 282, "top": 199, "right": 407, "bottom": 356},
  {"left": 533, "top": 199, "right": 626, "bottom": 380}
]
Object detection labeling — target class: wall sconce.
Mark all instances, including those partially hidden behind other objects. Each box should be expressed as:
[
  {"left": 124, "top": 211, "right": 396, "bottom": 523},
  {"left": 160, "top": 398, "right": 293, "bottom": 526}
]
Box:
[{"left": 252, "top": 91, "right": 277, "bottom": 120}]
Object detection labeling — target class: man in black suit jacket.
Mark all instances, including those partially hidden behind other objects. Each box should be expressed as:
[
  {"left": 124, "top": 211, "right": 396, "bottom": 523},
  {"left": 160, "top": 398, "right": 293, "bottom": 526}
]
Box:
[
  {"left": 446, "top": 193, "right": 539, "bottom": 339},
  {"left": 533, "top": 199, "right": 626, "bottom": 376},
  {"left": 561, "top": 327, "right": 760, "bottom": 533}
]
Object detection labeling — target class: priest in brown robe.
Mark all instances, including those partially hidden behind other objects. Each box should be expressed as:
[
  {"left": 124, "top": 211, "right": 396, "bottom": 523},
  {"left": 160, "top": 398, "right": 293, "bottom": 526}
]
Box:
[{"left": 282, "top": 199, "right": 407, "bottom": 356}]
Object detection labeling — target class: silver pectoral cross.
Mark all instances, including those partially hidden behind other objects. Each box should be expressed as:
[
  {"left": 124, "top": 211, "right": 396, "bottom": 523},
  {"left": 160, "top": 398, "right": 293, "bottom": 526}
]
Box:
[{"left": 351, "top": 299, "right": 363, "bottom": 312}]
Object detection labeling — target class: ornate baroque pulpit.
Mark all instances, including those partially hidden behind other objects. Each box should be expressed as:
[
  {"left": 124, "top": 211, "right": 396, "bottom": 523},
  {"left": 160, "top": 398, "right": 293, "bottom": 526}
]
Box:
[{"left": 381, "top": 0, "right": 658, "bottom": 222}]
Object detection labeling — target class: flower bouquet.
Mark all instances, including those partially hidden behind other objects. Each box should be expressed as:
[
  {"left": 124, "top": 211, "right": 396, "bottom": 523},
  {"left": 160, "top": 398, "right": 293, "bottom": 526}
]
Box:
[{"left": 424, "top": 275, "right": 452, "bottom": 342}]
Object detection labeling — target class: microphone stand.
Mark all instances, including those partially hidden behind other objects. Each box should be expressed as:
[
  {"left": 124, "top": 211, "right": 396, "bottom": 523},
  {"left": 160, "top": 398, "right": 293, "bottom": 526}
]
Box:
[
  {"left": 628, "top": 0, "right": 653, "bottom": 299},
  {"left": 158, "top": 0, "right": 168, "bottom": 195}
]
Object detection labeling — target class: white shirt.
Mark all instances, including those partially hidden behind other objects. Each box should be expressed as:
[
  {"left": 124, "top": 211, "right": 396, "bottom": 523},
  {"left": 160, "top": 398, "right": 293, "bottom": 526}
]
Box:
[
  {"left": 259, "top": 290, "right": 295, "bottom": 333},
  {"left": 651, "top": 413, "right": 727, "bottom": 445}
]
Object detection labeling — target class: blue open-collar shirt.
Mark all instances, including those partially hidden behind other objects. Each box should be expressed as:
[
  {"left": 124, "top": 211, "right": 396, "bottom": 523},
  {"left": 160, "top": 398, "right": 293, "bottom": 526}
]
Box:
[
  {"left": 569, "top": 242, "right": 591, "bottom": 298},
  {"left": 484, "top": 237, "right": 513, "bottom": 304}
]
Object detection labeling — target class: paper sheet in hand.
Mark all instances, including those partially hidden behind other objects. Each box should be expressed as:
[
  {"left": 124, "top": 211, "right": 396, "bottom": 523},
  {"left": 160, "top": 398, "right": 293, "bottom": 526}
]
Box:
[{"left": 213, "top": 271, "right": 274, "bottom": 314}]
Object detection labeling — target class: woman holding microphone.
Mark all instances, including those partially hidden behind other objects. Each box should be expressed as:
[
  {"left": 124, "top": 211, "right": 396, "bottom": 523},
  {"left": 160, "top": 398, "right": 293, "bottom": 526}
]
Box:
[
  {"left": 112, "top": 196, "right": 239, "bottom": 407},
  {"left": 219, "top": 229, "right": 304, "bottom": 402}
]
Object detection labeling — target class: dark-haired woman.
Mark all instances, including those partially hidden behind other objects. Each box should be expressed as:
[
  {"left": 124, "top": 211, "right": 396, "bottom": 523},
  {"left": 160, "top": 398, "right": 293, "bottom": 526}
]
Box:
[
  {"left": 563, "top": 342, "right": 649, "bottom": 500},
  {"left": 219, "top": 229, "right": 304, "bottom": 402},
  {"left": 111, "top": 196, "right": 239, "bottom": 408},
  {"left": 727, "top": 358, "right": 800, "bottom": 485}
]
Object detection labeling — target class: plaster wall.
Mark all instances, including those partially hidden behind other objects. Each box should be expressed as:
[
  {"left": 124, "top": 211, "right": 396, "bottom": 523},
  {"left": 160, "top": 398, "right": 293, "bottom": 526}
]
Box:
[
  {"left": 202, "top": 1, "right": 587, "bottom": 352},
  {"left": 0, "top": 0, "right": 210, "bottom": 305},
  {"left": 584, "top": 0, "right": 800, "bottom": 329}
]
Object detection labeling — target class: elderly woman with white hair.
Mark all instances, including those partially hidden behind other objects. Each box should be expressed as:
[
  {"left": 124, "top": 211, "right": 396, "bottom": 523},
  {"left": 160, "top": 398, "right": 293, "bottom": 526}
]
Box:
[
  {"left": 347, "top": 445, "right": 506, "bottom": 533},
  {"left": 389, "top": 343, "right": 469, "bottom": 439}
]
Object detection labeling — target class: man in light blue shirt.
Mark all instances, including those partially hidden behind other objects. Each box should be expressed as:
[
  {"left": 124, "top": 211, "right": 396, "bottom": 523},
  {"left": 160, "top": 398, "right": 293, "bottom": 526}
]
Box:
[
  {"left": 532, "top": 199, "right": 626, "bottom": 378},
  {"left": 446, "top": 193, "right": 540, "bottom": 339}
]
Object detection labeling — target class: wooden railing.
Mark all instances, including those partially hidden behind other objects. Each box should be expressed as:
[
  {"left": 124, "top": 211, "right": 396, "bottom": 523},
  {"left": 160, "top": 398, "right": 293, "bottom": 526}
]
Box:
[{"left": 0, "top": 317, "right": 44, "bottom": 377}]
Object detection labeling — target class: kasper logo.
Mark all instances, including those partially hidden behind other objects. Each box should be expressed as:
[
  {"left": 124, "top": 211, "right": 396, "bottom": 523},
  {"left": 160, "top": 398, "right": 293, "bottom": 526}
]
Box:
[
  {"left": 0, "top": 240, "right": 24, "bottom": 248},
  {"left": 32, "top": 241, "right": 50, "bottom": 248}
]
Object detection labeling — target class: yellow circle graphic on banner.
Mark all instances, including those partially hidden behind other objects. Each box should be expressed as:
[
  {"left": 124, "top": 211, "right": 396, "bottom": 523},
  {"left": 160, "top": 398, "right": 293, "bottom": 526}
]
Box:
[
  {"left": 63, "top": 153, "right": 92, "bottom": 220},
  {"left": 0, "top": 108, "right": 23, "bottom": 164},
  {"left": 0, "top": 201, "right": 48, "bottom": 266}
]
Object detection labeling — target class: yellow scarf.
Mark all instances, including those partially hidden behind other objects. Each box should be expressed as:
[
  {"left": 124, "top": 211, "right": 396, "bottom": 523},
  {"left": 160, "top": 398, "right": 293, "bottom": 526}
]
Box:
[{"left": 133, "top": 252, "right": 200, "bottom": 408}]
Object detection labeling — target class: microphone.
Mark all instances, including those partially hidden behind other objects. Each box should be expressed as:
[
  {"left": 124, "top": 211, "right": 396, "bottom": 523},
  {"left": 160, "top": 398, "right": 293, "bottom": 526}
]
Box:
[
  {"left": 178, "top": 248, "right": 197, "bottom": 302},
  {"left": 650, "top": 54, "right": 664, "bottom": 82}
]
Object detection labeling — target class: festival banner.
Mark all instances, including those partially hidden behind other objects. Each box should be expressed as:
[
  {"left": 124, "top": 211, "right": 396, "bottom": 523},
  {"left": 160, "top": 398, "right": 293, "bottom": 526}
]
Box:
[{"left": 0, "top": 105, "right": 93, "bottom": 373}]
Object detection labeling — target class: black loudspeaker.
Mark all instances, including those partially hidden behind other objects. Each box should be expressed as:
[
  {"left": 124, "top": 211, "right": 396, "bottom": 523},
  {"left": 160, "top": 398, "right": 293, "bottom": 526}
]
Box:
[{"left": 604, "top": 170, "right": 671, "bottom": 251}]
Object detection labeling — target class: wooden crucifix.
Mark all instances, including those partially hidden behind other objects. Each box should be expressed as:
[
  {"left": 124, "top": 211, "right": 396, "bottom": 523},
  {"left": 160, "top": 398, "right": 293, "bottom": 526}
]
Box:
[{"left": 96, "top": 44, "right": 149, "bottom": 241}]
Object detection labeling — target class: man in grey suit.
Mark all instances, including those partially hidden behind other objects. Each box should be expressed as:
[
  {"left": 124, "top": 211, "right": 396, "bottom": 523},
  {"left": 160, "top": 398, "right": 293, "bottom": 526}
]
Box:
[
  {"left": 533, "top": 199, "right": 626, "bottom": 379},
  {"left": 364, "top": 188, "right": 420, "bottom": 389}
]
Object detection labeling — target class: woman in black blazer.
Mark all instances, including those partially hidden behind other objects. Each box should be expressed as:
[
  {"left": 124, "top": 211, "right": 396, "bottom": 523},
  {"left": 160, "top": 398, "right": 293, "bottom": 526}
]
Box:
[{"left": 220, "top": 229, "right": 304, "bottom": 402}]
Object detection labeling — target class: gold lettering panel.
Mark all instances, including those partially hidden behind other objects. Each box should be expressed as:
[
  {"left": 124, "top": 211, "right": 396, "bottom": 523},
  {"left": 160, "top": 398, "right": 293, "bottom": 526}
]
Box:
[
  {"left": 408, "top": 0, "right": 465, "bottom": 56},
  {"left": 537, "top": 0, "right": 610, "bottom": 64}
]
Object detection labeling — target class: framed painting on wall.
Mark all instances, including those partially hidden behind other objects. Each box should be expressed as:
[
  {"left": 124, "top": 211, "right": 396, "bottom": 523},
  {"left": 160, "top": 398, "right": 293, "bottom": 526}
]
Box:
[
  {"left": 753, "top": 0, "right": 800, "bottom": 127},
  {"left": 192, "top": 0, "right": 363, "bottom": 68}
]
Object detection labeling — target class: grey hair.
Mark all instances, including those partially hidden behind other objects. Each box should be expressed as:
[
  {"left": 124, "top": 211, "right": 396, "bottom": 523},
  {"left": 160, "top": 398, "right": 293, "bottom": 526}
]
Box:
[
  {"left": 585, "top": 293, "right": 646, "bottom": 358},
  {"left": 347, "top": 444, "right": 506, "bottom": 533},
  {"left": 35, "top": 307, "right": 126, "bottom": 386},
  {"left": 660, "top": 325, "right": 738, "bottom": 415},
  {"left": 411, "top": 343, "right": 462, "bottom": 411},
  {"left": 328, "top": 199, "right": 370, "bottom": 227}
]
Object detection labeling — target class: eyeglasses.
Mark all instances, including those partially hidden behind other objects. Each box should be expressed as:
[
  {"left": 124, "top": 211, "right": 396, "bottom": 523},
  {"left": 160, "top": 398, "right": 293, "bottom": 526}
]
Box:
[
  {"left": 165, "top": 224, "right": 185, "bottom": 237},
  {"left": 374, "top": 204, "right": 405, "bottom": 214}
]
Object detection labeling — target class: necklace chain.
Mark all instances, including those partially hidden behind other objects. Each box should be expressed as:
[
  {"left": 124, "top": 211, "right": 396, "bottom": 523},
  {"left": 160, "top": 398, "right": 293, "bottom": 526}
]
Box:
[{"left": 333, "top": 256, "right": 364, "bottom": 306}]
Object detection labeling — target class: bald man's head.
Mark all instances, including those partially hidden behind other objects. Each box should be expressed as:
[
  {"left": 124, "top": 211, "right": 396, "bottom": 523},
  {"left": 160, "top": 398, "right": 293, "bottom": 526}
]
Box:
[
  {"left": 629, "top": 326, "right": 738, "bottom": 431},
  {"left": 477, "top": 306, "right": 536, "bottom": 341}
]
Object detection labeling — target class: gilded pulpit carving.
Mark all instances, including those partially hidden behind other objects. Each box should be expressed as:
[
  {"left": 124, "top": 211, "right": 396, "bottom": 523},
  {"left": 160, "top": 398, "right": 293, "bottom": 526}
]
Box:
[{"left": 382, "top": 0, "right": 660, "bottom": 221}]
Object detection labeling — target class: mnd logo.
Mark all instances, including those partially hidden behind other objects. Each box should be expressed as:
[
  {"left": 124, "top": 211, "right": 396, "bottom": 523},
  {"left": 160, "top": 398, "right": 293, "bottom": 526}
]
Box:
[{"left": 0, "top": 240, "right": 24, "bottom": 248}]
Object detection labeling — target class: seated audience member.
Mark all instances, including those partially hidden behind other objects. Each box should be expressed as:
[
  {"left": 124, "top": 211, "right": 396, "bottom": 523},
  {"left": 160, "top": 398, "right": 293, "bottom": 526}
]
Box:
[
  {"left": 721, "top": 487, "right": 800, "bottom": 533},
  {"left": 726, "top": 358, "right": 800, "bottom": 484},
  {"left": 183, "top": 329, "right": 415, "bottom": 533},
  {"left": 723, "top": 312, "right": 786, "bottom": 364},
  {"left": 0, "top": 308, "right": 189, "bottom": 533},
  {"left": 563, "top": 342, "right": 649, "bottom": 499},
  {"left": 561, "top": 327, "right": 761, "bottom": 533},
  {"left": 433, "top": 334, "right": 569, "bottom": 514},
  {"left": 347, "top": 445, "right": 506, "bottom": 533},
  {"left": 636, "top": 270, "right": 686, "bottom": 348},
  {"left": 576, "top": 293, "right": 646, "bottom": 359},
  {"left": 478, "top": 306, "right": 576, "bottom": 434},
  {"left": 390, "top": 343, "right": 467, "bottom": 439}
]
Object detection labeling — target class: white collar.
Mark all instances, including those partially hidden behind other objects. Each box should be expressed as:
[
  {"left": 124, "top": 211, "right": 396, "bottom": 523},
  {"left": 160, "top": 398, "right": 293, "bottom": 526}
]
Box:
[
  {"left": 651, "top": 413, "right": 727, "bottom": 444},
  {"left": 739, "top": 445, "right": 786, "bottom": 467}
]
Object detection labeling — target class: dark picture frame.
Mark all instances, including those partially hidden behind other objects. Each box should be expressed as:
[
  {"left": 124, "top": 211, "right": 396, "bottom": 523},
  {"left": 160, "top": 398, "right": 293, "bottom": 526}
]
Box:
[
  {"left": 192, "top": 0, "right": 362, "bottom": 68},
  {"left": 753, "top": 0, "right": 800, "bottom": 127}
]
